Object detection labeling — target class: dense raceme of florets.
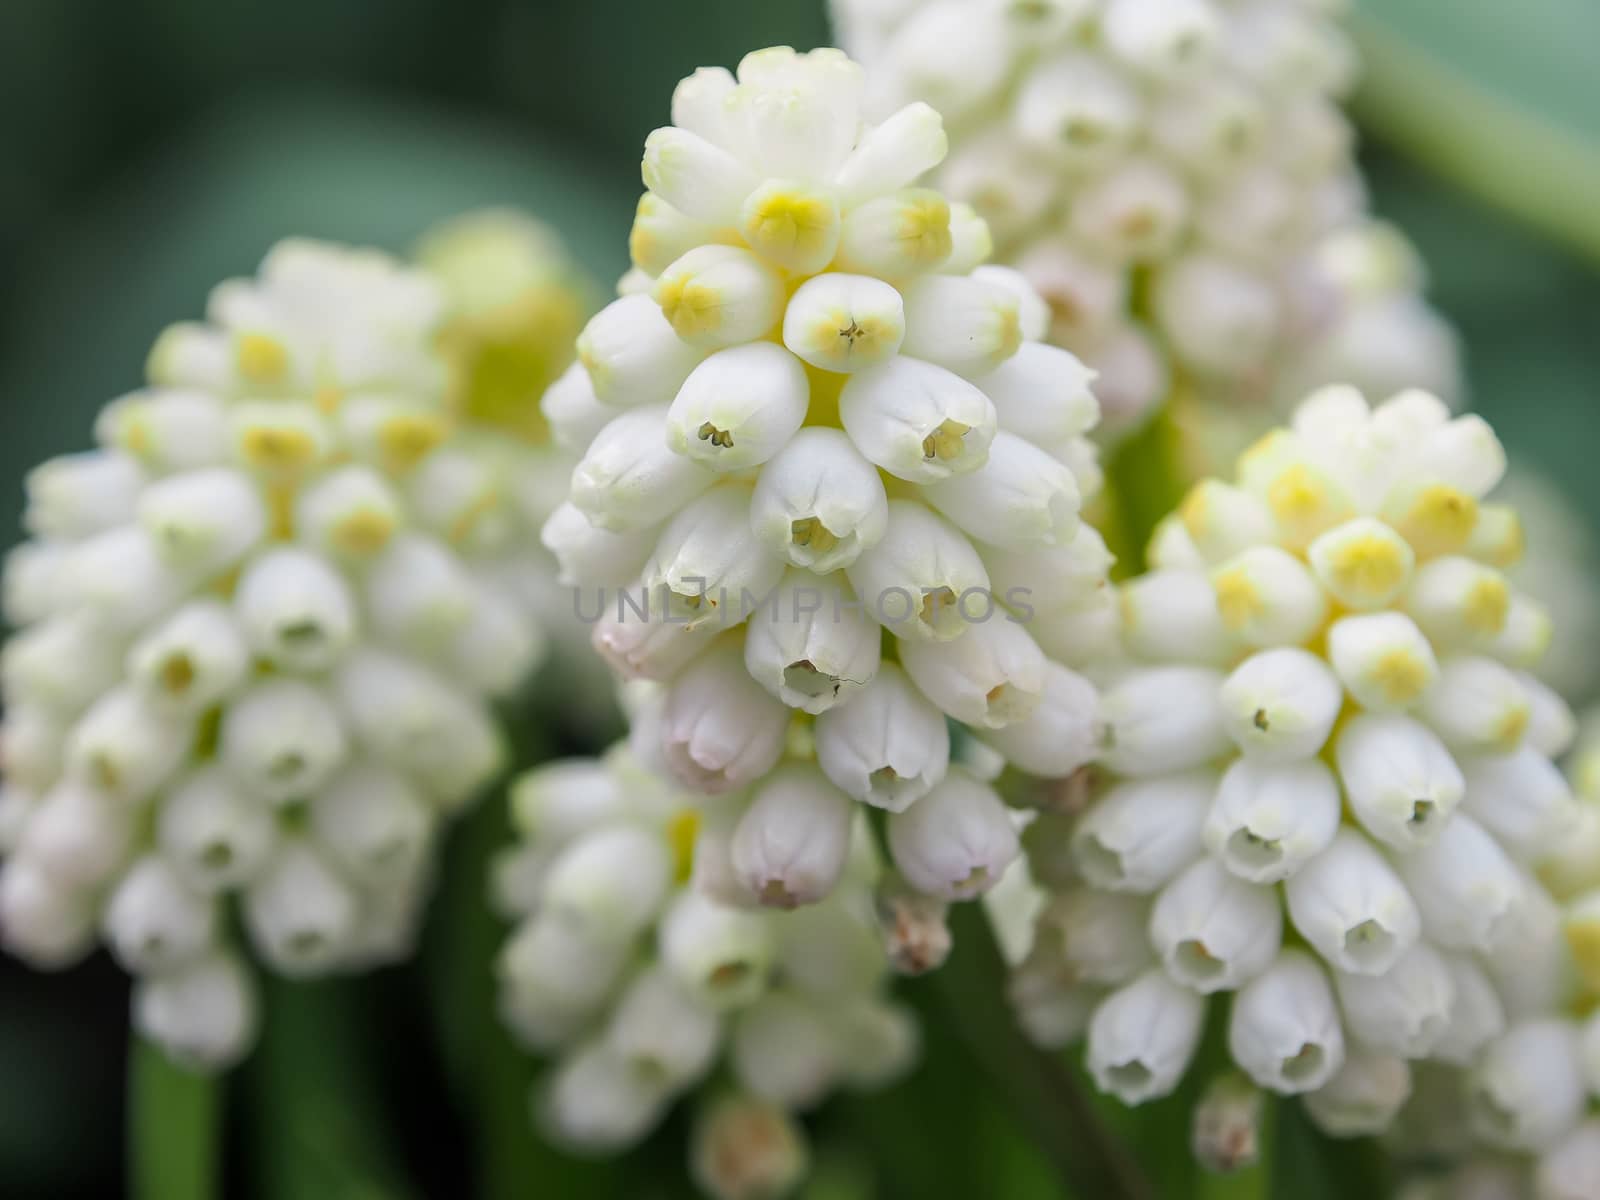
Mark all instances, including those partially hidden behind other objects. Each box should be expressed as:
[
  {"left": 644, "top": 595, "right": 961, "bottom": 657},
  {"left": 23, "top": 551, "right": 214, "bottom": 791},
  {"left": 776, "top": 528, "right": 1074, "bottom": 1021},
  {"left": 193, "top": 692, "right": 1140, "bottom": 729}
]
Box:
[
  {"left": 1007, "top": 386, "right": 1583, "bottom": 1152},
  {"left": 543, "top": 46, "right": 1111, "bottom": 924},
  {"left": 493, "top": 747, "right": 916, "bottom": 1160},
  {"left": 832, "top": 0, "right": 1459, "bottom": 431},
  {"left": 0, "top": 238, "right": 570, "bottom": 1068}
]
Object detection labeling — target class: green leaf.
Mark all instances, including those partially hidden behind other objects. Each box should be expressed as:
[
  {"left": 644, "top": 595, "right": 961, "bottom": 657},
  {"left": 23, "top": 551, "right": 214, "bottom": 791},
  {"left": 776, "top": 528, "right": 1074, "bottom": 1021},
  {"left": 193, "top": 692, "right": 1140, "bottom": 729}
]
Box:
[
  {"left": 1351, "top": 0, "right": 1600, "bottom": 265},
  {"left": 127, "top": 1037, "right": 221, "bottom": 1200}
]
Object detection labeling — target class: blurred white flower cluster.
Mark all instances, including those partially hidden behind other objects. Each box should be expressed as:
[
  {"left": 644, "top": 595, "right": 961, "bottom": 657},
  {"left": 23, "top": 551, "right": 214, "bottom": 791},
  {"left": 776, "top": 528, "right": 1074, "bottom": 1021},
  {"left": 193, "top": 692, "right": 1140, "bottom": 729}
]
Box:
[
  {"left": 0, "top": 236, "right": 574, "bottom": 1067},
  {"left": 494, "top": 747, "right": 916, "bottom": 1172},
  {"left": 1007, "top": 387, "right": 1583, "bottom": 1151},
  {"left": 832, "top": 0, "right": 1459, "bottom": 431},
  {"left": 544, "top": 46, "right": 1111, "bottom": 930}
]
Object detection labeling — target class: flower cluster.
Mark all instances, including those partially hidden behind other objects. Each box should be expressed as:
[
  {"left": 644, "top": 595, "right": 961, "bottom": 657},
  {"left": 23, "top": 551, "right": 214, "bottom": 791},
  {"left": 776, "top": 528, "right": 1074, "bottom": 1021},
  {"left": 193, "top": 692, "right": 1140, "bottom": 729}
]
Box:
[
  {"left": 0, "top": 237, "right": 574, "bottom": 1067},
  {"left": 494, "top": 747, "right": 916, "bottom": 1168},
  {"left": 1008, "top": 387, "right": 1581, "bottom": 1149},
  {"left": 544, "top": 46, "right": 1111, "bottom": 926},
  {"left": 832, "top": 0, "right": 1459, "bottom": 430}
]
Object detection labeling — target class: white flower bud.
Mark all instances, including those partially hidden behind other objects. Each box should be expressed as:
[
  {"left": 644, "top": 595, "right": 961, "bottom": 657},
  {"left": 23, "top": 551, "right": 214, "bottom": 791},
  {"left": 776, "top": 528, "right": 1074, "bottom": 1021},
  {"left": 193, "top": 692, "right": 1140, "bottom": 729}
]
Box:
[
  {"left": 1538, "top": 1121, "right": 1600, "bottom": 1200},
  {"left": 132, "top": 950, "right": 258, "bottom": 1070},
  {"left": 1430, "top": 953, "right": 1506, "bottom": 1067},
  {"left": 742, "top": 572, "right": 880, "bottom": 713},
  {"left": 242, "top": 842, "right": 358, "bottom": 975},
  {"left": 306, "top": 763, "right": 431, "bottom": 889},
  {"left": 731, "top": 991, "right": 838, "bottom": 1109},
  {"left": 1013, "top": 52, "right": 1140, "bottom": 170},
  {"left": 1219, "top": 647, "right": 1342, "bottom": 761},
  {"left": 1326, "top": 612, "right": 1439, "bottom": 712},
  {"left": 591, "top": 610, "right": 719, "bottom": 683},
  {"left": 157, "top": 767, "right": 277, "bottom": 893},
  {"left": 364, "top": 534, "right": 474, "bottom": 650},
  {"left": 923, "top": 431, "right": 1081, "bottom": 550},
  {"left": 730, "top": 765, "right": 854, "bottom": 909},
  {"left": 983, "top": 524, "right": 1114, "bottom": 615},
  {"left": 103, "top": 855, "right": 217, "bottom": 974},
  {"left": 1098, "top": 667, "right": 1230, "bottom": 776},
  {"left": 658, "top": 889, "right": 774, "bottom": 1010},
  {"left": 971, "top": 343, "right": 1098, "bottom": 452},
  {"left": 3, "top": 541, "right": 70, "bottom": 627},
  {"left": 543, "top": 824, "right": 673, "bottom": 942},
  {"left": 62, "top": 528, "right": 188, "bottom": 634},
  {"left": 1210, "top": 546, "right": 1327, "bottom": 647},
  {"left": 834, "top": 101, "right": 948, "bottom": 204},
  {"left": 1460, "top": 747, "right": 1577, "bottom": 862},
  {"left": 1154, "top": 253, "right": 1277, "bottom": 376},
  {"left": 1148, "top": 77, "right": 1262, "bottom": 173},
  {"left": 1040, "top": 887, "right": 1154, "bottom": 986},
  {"left": 1468, "top": 1020, "right": 1587, "bottom": 1153},
  {"left": 628, "top": 190, "right": 719, "bottom": 276},
  {"left": 1520, "top": 673, "right": 1575, "bottom": 759},
  {"left": 642, "top": 124, "right": 758, "bottom": 227},
  {"left": 541, "top": 502, "right": 653, "bottom": 589},
  {"left": 1176, "top": 480, "right": 1277, "bottom": 565},
  {"left": 777, "top": 890, "right": 888, "bottom": 997},
  {"left": 977, "top": 661, "right": 1098, "bottom": 778},
  {"left": 1405, "top": 556, "right": 1511, "bottom": 651},
  {"left": 577, "top": 294, "right": 706, "bottom": 409},
  {"left": 898, "top": 273, "right": 1023, "bottom": 379},
  {"left": 1150, "top": 856, "right": 1282, "bottom": 993},
  {"left": 334, "top": 650, "right": 501, "bottom": 805},
  {"left": 1334, "top": 714, "right": 1464, "bottom": 851},
  {"left": 690, "top": 1093, "right": 808, "bottom": 1200},
  {"left": 1420, "top": 657, "right": 1533, "bottom": 757},
  {"left": 1228, "top": 949, "right": 1344, "bottom": 1094},
  {"left": 781, "top": 274, "right": 906, "bottom": 375},
  {"left": 95, "top": 389, "right": 229, "bottom": 473},
  {"left": 1284, "top": 830, "right": 1420, "bottom": 976},
  {"left": 1205, "top": 758, "right": 1341, "bottom": 884},
  {"left": 1014, "top": 238, "right": 1127, "bottom": 345},
  {"left": 1307, "top": 517, "right": 1415, "bottom": 611},
  {"left": 233, "top": 547, "right": 356, "bottom": 672},
  {"left": 1072, "top": 770, "right": 1213, "bottom": 894},
  {"left": 665, "top": 344, "right": 810, "bottom": 472},
  {"left": 0, "top": 858, "right": 97, "bottom": 966},
  {"left": 24, "top": 451, "right": 146, "bottom": 540},
  {"left": 845, "top": 501, "right": 990, "bottom": 641},
  {"left": 1490, "top": 591, "right": 1554, "bottom": 669},
  {"left": 541, "top": 361, "right": 615, "bottom": 453},
  {"left": 1119, "top": 569, "right": 1234, "bottom": 667},
  {"left": 606, "top": 965, "right": 720, "bottom": 1088},
  {"left": 17, "top": 779, "right": 135, "bottom": 891},
  {"left": 498, "top": 913, "right": 631, "bottom": 1047},
  {"left": 1303, "top": 1053, "right": 1411, "bottom": 1140},
  {"left": 1191, "top": 1073, "right": 1264, "bottom": 1173},
  {"left": 539, "top": 1042, "right": 669, "bottom": 1153},
  {"left": 835, "top": 189, "right": 953, "bottom": 280},
  {"left": 571, "top": 405, "right": 715, "bottom": 533},
  {"left": 220, "top": 678, "right": 346, "bottom": 804},
  {"left": 838, "top": 358, "right": 997, "bottom": 484},
  {"left": 814, "top": 663, "right": 949, "bottom": 811},
  {"left": 1334, "top": 940, "right": 1455, "bottom": 1058},
  {"left": 642, "top": 487, "right": 785, "bottom": 630},
  {"left": 659, "top": 642, "right": 789, "bottom": 794},
  {"left": 136, "top": 468, "right": 267, "bottom": 575},
  {"left": 291, "top": 465, "right": 402, "bottom": 563},
  {"left": 898, "top": 616, "right": 1046, "bottom": 728},
  {"left": 653, "top": 245, "right": 784, "bottom": 348},
  {"left": 1067, "top": 157, "right": 1188, "bottom": 263},
  {"left": 749, "top": 428, "right": 888, "bottom": 574},
  {"left": 1086, "top": 967, "right": 1206, "bottom": 1105},
  {"left": 886, "top": 768, "right": 1019, "bottom": 899},
  {"left": 1102, "top": 0, "right": 1219, "bottom": 76},
  {"left": 127, "top": 601, "right": 250, "bottom": 715},
  {"left": 1398, "top": 814, "right": 1522, "bottom": 952},
  {"left": 67, "top": 686, "right": 193, "bottom": 803}
]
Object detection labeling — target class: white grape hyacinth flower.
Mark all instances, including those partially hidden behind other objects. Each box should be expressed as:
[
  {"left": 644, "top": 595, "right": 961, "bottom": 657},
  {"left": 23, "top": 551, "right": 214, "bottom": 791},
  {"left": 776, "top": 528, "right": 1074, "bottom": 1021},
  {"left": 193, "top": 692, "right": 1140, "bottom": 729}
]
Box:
[
  {"left": 495, "top": 746, "right": 917, "bottom": 1159},
  {"left": 1010, "top": 387, "right": 1581, "bottom": 1148},
  {"left": 833, "top": 1, "right": 1460, "bottom": 434},
  {"left": 545, "top": 46, "right": 1112, "bottom": 927},
  {"left": 0, "top": 237, "right": 569, "bottom": 1069}
]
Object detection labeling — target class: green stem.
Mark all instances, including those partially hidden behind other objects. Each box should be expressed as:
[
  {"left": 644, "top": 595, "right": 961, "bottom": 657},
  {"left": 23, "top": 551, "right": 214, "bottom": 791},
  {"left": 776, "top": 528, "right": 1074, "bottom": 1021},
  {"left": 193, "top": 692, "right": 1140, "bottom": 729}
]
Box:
[
  {"left": 1350, "top": 10, "right": 1600, "bottom": 267},
  {"left": 937, "top": 905, "right": 1154, "bottom": 1200},
  {"left": 128, "top": 1037, "right": 221, "bottom": 1200},
  {"left": 245, "top": 978, "right": 414, "bottom": 1200},
  {"left": 1103, "top": 404, "right": 1189, "bottom": 580}
]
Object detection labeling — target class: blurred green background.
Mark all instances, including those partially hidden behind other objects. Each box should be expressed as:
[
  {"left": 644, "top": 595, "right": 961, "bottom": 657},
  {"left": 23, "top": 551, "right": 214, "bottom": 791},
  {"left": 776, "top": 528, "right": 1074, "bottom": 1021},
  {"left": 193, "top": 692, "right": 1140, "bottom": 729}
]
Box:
[{"left": 1, "top": 0, "right": 1598, "bottom": 1196}]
